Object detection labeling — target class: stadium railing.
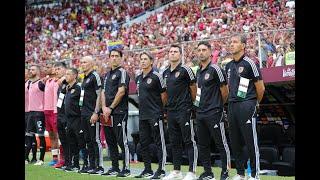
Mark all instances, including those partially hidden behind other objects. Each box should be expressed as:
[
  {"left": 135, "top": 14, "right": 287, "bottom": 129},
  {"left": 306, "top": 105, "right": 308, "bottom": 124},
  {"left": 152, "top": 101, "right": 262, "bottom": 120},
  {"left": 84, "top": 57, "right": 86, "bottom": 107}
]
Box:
[{"left": 27, "top": 28, "right": 295, "bottom": 74}]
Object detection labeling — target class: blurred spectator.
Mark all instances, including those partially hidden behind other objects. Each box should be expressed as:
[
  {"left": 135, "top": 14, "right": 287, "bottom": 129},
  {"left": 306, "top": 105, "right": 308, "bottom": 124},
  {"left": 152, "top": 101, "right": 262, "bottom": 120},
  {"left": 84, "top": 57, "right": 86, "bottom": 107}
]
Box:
[
  {"left": 285, "top": 43, "right": 295, "bottom": 65},
  {"left": 266, "top": 51, "right": 274, "bottom": 68},
  {"left": 26, "top": 0, "right": 295, "bottom": 74},
  {"left": 273, "top": 46, "right": 284, "bottom": 67}
]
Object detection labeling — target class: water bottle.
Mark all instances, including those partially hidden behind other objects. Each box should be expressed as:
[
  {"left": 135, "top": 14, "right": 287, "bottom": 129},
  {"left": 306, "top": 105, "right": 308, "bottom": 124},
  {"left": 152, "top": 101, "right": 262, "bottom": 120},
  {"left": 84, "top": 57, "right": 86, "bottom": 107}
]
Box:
[{"left": 247, "top": 159, "right": 251, "bottom": 177}]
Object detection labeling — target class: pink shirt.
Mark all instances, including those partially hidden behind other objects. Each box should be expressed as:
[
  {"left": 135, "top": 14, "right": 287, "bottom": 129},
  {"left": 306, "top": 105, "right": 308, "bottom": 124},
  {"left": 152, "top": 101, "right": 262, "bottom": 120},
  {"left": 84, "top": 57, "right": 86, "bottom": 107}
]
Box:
[
  {"left": 44, "top": 78, "right": 57, "bottom": 111},
  {"left": 53, "top": 80, "right": 59, "bottom": 114},
  {"left": 211, "top": 50, "right": 220, "bottom": 64},
  {"left": 28, "top": 80, "right": 44, "bottom": 112},
  {"left": 25, "top": 80, "right": 30, "bottom": 112}
]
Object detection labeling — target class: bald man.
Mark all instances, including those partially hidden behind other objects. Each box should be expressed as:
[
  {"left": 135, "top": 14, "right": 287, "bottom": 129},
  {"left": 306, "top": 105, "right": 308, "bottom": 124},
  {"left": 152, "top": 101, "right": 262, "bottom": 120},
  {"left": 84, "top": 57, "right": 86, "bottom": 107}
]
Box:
[{"left": 78, "top": 56, "right": 104, "bottom": 174}]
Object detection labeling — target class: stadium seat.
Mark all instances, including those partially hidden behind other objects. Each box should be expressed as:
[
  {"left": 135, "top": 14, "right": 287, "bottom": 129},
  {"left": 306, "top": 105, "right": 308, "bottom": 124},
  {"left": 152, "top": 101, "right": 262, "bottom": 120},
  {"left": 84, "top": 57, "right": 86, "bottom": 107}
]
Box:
[
  {"left": 258, "top": 124, "right": 283, "bottom": 146},
  {"left": 286, "top": 125, "right": 295, "bottom": 144},
  {"left": 272, "top": 147, "right": 295, "bottom": 176},
  {"left": 277, "top": 125, "right": 295, "bottom": 153},
  {"left": 259, "top": 146, "right": 279, "bottom": 170}
]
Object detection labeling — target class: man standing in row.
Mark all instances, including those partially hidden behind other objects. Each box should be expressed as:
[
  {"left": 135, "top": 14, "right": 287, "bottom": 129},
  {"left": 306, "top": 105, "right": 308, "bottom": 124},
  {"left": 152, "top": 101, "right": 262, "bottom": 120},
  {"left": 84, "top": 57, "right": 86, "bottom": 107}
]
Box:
[
  {"left": 25, "top": 67, "right": 37, "bottom": 164},
  {"left": 195, "top": 41, "right": 231, "bottom": 180},
  {"left": 79, "top": 56, "right": 104, "bottom": 174},
  {"left": 43, "top": 63, "right": 60, "bottom": 166},
  {"left": 53, "top": 62, "right": 68, "bottom": 169},
  {"left": 226, "top": 35, "right": 265, "bottom": 180},
  {"left": 25, "top": 65, "right": 46, "bottom": 166},
  {"left": 101, "top": 49, "right": 131, "bottom": 177},
  {"left": 64, "top": 68, "right": 83, "bottom": 172},
  {"left": 163, "top": 45, "right": 198, "bottom": 180},
  {"left": 135, "top": 52, "right": 167, "bottom": 179}
]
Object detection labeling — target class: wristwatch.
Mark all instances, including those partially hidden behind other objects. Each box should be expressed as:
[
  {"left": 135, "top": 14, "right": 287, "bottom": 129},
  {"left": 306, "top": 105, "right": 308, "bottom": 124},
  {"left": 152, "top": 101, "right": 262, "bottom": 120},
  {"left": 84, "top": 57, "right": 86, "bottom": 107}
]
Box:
[{"left": 94, "top": 110, "right": 100, "bottom": 114}]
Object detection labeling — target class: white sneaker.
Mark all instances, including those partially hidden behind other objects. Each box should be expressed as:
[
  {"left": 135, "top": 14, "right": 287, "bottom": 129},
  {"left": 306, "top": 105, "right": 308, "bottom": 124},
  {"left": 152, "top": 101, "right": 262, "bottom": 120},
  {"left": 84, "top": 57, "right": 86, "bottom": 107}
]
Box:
[
  {"left": 163, "top": 170, "right": 183, "bottom": 180},
  {"left": 25, "top": 160, "right": 29, "bottom": 165},
  {"left": 182, "top": 172, "right": 197, "bottom": 180},
  {"left": 34, "top": 160, "right": 44, "bottom": 166},
  {"left": 232, "top": 174, "right": 246, "bottom": 180},
  {"left": 248, "top": 177, "right": 260, "bottom": 180}
]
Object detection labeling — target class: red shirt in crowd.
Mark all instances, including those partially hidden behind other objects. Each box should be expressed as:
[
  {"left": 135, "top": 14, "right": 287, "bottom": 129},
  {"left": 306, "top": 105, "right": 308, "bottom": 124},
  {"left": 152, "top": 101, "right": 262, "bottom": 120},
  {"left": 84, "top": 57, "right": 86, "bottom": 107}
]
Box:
[{"left": 199, "top": 22, "right": 205, "bottom": 31}]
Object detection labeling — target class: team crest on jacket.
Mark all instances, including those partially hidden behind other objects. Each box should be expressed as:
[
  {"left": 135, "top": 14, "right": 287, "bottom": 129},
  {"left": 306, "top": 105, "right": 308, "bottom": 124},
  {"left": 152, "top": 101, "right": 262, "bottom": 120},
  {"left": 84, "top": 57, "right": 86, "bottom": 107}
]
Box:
[
  {"left": 205, "top": 73, "right": 210, "bottom": 80},
  {"left": 71, "top": 89, "right": 75, "bottom": 94},
  {"left": 86, "top": 78, "right": 90, "bottom": 83},
  {"left": 175, "top": 71, "right": 180, "bottom": 78},
  {"left": 147, "top": 78, "right": 152, "bottom": 84},
  {"left": 112, "top": 74, "right": 117, "bottom": 80},
  {"left": 238, "top": 67, "right": 244, "bottom": 73}
]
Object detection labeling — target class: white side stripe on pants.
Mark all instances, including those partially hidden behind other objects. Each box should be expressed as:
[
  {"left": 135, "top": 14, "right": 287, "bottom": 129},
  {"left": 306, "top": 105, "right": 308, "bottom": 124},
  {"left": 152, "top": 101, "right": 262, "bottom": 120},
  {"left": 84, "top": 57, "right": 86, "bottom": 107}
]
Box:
[
  {"left": 121, "top": 115, "right": 130, "bottom": 170},
  {"left": 189, "top": 116, "right": 198, "bottom": 172},
  {"left": 251, "top": 106, "right": 260, "bottom": 179},
  {"left": 219, "top": 112, "right": 231, "bottom": 170},
  {"left": 95, "top": 122, "right": 104, "bottom": 167},
  {"left": 159, "top": 120, "right": 167, "bottom": 171}
]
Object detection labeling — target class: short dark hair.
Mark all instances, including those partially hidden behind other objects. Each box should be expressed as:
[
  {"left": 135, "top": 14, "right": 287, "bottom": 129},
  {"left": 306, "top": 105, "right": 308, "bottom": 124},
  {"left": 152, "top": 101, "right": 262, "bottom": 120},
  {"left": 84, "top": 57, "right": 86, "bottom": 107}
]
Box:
[
  {"left": 232, "top": 34, "right": 247, "bottom": 44},
  {"left": 169, "top": 44, "right": 182, "bottom": 54},
  {"left": 197, "top": 41, "right": 211, "bottom": 49},
  {"left": 140, "top": 52, "right": 154, "bottom": 61},
  {"left": 232, "top": 34, "right": 247, "bottom": 50},
  {"left": 54, "top": 62, "right": 67, "bottom": 68},
  {"left": 68, "top": 68, "right": 78, "bottom": 76},
  {"left": 109, "top": 49, "right": 123, "bottom": 58}
]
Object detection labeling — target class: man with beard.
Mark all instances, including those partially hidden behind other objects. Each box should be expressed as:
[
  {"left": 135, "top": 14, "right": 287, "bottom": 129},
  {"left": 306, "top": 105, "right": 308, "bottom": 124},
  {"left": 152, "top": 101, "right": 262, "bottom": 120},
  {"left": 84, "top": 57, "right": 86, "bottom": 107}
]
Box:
[{"left": 25, "top": 65, "right": 46, "bottom": 166}]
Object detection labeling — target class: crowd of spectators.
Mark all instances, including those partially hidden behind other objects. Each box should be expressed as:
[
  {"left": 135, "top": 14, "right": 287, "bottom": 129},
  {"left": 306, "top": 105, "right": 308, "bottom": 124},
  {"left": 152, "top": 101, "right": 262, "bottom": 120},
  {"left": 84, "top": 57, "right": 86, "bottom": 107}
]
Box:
[{"left": 25, "top": 0, "right": 295, "bottom": 79}]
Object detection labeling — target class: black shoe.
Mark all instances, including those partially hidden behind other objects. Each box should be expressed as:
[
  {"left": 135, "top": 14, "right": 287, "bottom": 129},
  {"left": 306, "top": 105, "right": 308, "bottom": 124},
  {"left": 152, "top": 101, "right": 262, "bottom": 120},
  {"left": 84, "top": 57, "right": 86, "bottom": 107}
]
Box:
[
  {"left": 199, "top": 171, "right": 215, "bottom": 180},
  {"left": 64, "top": 166, "right": 71, "bottom": 172},
  {"left": 135, "top": 169, "right": 154, "bottom": 178},
  {"left": 30, "top": 158, "right": 37, "bottom": 164},
  {"left": 86, "top": 167, "right": 96, "bottom": 174},
  {"left": 78, "top": 165, "right": 90, "bottom": 174},
  {"left": 151, "top": 169, "right": 166, "bottom": 179},
  {"left": 117, "top": 169, "right": 130, "bottom": 177},
  {"left": 220, "top": 171, "right": 229, "bottom": 180},
  {"left": 101, "top": 167, "right": 120, "bottom": 176},
  {"left": 89, "top": 166, "right": 104, "bottom": 175},
  {"left": 65, "top": 166, "right": 80, "bottom": 172}
]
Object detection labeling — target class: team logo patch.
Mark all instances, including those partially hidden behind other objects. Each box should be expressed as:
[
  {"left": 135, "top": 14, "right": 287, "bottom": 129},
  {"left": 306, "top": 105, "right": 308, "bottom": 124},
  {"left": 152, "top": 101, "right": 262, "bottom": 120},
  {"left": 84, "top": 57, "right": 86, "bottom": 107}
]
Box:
[
  {"left": 205, "top": 73, "right": 210, "bottom": 80},
  {"left": 71, "top": 89, "right": 75, "bottom": 94},
  {"left": 86, "top": 78, "right": 90, "bottom": 83},
  {"left": 147, "top": 78, "right": 152, "bottom": 84},
  {"left": 175, "top": 71, "right": 180, "bottom": 78},
  {"left": 112, "top": 74, "right": 117, "bottom": 80},
  {"left": 238, "top": 67, "right": 244, "bottom": 73}
]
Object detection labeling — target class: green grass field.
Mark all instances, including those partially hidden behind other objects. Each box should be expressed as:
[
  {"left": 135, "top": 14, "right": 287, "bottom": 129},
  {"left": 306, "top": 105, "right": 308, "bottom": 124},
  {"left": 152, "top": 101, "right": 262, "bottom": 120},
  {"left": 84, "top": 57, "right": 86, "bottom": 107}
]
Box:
[{"left": 25, "top": 152, "right": 295, "bottom": 180}]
